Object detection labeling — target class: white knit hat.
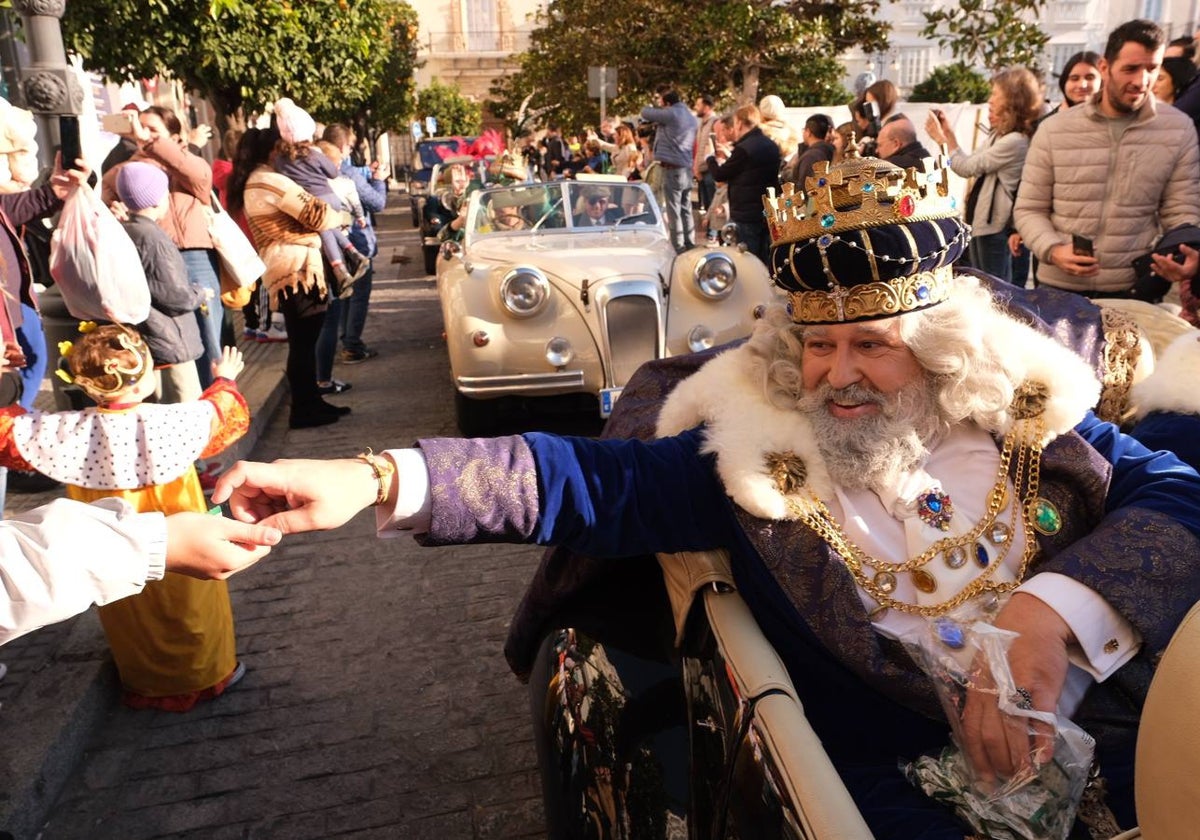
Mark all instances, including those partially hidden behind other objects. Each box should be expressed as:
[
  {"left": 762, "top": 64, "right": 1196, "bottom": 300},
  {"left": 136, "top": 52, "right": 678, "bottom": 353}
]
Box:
[{"left": 274, "top": 98, "right": 316, "bottom": 145}]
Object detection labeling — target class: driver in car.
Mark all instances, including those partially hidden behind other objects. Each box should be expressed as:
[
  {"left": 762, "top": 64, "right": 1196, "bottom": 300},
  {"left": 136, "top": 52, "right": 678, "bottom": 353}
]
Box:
[
  {"left": 572, "top": 188, "right": 622, "bottom": 227},
  {"left": 213, "top": 150, "right": 1200, "bottom": 838}
]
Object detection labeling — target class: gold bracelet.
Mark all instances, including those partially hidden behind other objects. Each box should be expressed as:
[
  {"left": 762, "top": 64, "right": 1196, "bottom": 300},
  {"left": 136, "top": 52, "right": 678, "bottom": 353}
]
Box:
[{"left": 356, "top": 448, "right": 395, "bottom": 506}]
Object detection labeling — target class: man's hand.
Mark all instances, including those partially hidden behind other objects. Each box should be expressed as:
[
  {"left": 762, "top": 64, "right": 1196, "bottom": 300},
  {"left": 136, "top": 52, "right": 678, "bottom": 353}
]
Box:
[
  {"left": 1008, "top": 232, "right": 1024, "bottom": 257},
  {"left": 1049, "top": 243, "right": 1099, "bottom": 277},
  {"left": 959, "top": 593, "right": 1072, "bottom": 785},
  {"left": 164, "top": 512, "right": 282, "bottom": 579},
  {"left": 212, "top": 345, "right": 244, "bottom": 381},
  {"left": 211, "top": 458, "right": 380, "bottom": 534},
  {"left": 1150, "top": 243, "right": 1199, "bottom": 283}
]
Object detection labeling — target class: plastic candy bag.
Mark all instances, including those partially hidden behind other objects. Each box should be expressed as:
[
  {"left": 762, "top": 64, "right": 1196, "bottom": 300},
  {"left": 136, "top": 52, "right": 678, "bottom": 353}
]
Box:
[
  {"left": 49, "top": 182, "right": 150, "bottom": 324},
  {"left": 902, "top": 605, "right": 1095, "bottom": 840}
]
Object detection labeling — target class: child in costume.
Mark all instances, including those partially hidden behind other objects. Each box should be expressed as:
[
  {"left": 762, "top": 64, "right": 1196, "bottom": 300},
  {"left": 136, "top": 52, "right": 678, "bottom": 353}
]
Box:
[{"left": 0, "top": 324, "right": 250, "bottom": 711}]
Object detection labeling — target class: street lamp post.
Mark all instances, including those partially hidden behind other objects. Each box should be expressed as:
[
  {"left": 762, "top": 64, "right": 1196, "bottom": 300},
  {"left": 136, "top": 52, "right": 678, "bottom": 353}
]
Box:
[{"left": 10, "top": 0, "right": 82, "bottom": 170}]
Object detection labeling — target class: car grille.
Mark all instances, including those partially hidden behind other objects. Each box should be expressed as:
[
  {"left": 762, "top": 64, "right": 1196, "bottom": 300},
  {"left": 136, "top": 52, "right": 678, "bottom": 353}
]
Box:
[{"left": 605, "top": 295, "right": 659, "bottom": 386}]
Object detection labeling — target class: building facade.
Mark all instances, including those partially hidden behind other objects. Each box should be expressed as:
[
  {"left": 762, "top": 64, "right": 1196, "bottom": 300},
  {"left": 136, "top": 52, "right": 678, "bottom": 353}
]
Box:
[{"left": 848, "top": 0, "right": 1200, "bottom": 100}]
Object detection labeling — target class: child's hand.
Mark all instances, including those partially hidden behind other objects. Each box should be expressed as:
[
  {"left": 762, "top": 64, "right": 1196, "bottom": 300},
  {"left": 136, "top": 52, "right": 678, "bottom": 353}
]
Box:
[
  {"left": 213, "top": 346, "right": 245, "bottom": 381},
  {"left": 108, "top": 200, "right": 130, "bottom": 222}
]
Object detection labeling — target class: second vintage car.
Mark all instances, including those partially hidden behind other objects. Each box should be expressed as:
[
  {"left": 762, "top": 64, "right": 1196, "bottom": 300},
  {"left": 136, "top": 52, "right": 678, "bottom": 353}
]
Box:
[{"left": 434, "top": 176, "right": 780, "bottom": 434}]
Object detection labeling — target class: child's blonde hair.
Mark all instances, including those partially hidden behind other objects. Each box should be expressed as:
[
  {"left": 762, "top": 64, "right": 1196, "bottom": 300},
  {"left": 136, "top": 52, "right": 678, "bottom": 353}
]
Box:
[
  {"left": 316, "top": 139, "right": 343, "bottom": 166},
  {"left": 66, "top": 324, "right": 152, "bottom": 402}
]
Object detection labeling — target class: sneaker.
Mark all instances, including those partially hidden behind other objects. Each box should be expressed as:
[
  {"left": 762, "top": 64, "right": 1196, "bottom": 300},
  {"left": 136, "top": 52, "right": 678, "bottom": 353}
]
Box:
[
  {"left": 243, "top": 326, "right": 261, "bottom": 339},
  {"left": 340, "top": 348, "right": 379, "bottom": 364},
  {"left": 257, "top": 324, "right": 288, "bottom": 343},
  {"left": 317, "top": 379, "right": 352, "bottom": 395}
]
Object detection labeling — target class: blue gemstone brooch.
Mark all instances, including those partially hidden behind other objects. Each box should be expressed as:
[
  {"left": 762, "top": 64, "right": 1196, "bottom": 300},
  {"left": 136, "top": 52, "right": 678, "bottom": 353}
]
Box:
[{"left": 918, "top": 489, "right": 954, "bottom": 531}]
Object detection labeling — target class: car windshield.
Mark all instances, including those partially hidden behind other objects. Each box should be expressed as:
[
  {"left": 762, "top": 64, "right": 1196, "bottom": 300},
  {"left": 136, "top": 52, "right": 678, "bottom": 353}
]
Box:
[{"left": 468, "top": 181, "right": 659, "bottom": 240}]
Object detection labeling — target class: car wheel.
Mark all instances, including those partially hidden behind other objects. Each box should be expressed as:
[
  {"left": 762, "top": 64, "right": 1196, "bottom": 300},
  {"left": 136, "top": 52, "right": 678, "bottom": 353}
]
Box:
[
  {"left": 423, "top": 244, "right": 439, "bottom": 276},
  {"left": 455, "top": 391, "right": 499, "bottom": 436}
]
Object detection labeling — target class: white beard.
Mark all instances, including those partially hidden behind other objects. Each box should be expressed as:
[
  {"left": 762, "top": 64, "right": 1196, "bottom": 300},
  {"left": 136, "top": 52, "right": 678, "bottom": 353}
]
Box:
[{"left": 798, "top": 379, "right": 944, "bottom": 492}]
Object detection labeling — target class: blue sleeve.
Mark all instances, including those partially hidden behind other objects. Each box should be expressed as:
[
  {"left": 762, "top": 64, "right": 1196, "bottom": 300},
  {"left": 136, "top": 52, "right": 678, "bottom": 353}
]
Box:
[
  {"left": 343, "top": 163, "right": 387, "bottom": 213},
  {"left": 1076, "top": 411, "right": 1200, "bottom": 537},
  {"left": 524, "top": 428, "right": 739, "bottom": 557}
]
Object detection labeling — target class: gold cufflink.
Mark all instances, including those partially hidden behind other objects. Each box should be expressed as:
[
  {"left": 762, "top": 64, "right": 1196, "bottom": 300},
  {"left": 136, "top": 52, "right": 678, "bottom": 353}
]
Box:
[{"left": 1104, "top": 638, "right": 1119, "bottom": 654}]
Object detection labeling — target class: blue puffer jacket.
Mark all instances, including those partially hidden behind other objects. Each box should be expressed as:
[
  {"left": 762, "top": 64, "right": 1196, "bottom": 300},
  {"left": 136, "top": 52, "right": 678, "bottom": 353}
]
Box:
[{"left": 341, "top": 161, "right": 387, "bottom": 258}]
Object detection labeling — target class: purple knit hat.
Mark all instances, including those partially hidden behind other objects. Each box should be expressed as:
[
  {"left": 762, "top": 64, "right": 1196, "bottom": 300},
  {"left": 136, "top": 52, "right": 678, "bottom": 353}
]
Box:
[{"left": 115, "top": 161, "right": 168, "bottom": 212}]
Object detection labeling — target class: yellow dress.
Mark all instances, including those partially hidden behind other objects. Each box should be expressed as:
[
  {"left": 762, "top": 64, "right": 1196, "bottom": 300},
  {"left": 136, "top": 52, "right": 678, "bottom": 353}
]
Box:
[{"left": 1, "top": 380, "right": 250, "bottom": 703}]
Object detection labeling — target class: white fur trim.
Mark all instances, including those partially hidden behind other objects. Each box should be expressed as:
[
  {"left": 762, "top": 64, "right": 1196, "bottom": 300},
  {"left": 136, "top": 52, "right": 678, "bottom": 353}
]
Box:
[
  {"left": 655, "top": 310, "right": 1100, "bottom": 521},
  {"left": 1131, "top": 329, "right": 1200, "bottom": 418},
  {"left": 984, "top": 310, "right": 1101, "bottom": 444}
]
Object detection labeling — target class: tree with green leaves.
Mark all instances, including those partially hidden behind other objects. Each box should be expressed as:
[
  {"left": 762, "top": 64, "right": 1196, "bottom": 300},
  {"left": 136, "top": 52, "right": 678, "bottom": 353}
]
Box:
[
  {"left": 908, "top": 62, "right": 992, "bottom": 104},
  {"left": 60, "top": 0, "right": 418, "bottom": 135},
  {"left": 416, "top": 82, "right": 482, "bottom": 138},
  {"left": 489, "top": 0, "right": 888, "bottom": 132},
  {"left": 921, "top": 0, "right": 1049, "bottom": 75}
]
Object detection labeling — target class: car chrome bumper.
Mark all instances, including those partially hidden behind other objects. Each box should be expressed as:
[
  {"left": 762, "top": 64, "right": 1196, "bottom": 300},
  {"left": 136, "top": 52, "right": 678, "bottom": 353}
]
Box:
[{"left": 456, "top": 370, "right": 586, "bottom": 396}]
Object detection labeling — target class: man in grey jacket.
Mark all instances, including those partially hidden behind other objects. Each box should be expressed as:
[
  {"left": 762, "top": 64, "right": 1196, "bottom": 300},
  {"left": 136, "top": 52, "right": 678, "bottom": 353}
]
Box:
[
  {"left": 1014, "top": 18, "right": 1200, "bottom": 297},
  {"left": 641, "top": 87, "right": 699, "bottom": 253}
]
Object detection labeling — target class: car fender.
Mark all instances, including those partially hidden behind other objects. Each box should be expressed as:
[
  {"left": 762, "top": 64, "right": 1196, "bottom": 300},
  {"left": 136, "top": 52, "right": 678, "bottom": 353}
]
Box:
[{"left": 666, "top": 247, "right": 782, "bottom": 357}]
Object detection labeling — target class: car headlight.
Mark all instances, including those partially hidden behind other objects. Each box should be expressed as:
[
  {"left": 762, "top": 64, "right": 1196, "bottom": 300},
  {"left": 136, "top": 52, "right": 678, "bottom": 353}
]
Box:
[
  {"left": 693, "top": 252, "right": 736, "bottom": 300},
  {"left": 500, "top": 266, "right": 550, "bottom": 317}
]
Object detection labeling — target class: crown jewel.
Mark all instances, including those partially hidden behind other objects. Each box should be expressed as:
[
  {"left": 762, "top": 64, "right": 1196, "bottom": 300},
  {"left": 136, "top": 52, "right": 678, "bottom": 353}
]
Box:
[{"left": 764, "top": 142, "right": 959, "bottom": 247}]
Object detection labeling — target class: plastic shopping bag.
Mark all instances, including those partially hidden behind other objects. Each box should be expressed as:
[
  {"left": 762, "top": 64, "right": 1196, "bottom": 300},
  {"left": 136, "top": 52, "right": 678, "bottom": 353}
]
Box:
[
  {"left": 901, "top": 604, "right": 1095, "bottom": 840},
  {"left": 49, "top": 183, "right": 150, "bottom": 323}
]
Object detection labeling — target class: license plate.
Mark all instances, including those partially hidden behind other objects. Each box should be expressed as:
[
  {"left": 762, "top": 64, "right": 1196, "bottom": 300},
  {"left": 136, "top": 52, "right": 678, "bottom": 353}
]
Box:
[{"left": 599, "top": 387, "right": 623, "bottom": 418}]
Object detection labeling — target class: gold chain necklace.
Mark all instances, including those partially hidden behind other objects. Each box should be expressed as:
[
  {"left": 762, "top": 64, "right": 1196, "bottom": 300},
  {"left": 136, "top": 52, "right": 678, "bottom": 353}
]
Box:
[{"left": 782, "top": 416, "right": 1048, "bottom": 618}]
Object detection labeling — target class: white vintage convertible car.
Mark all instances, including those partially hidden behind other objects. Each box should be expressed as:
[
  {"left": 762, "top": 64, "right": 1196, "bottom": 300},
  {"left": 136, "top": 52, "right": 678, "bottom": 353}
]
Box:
[{"left": 434, "top": 177, "right": 780, "bottom": 434}]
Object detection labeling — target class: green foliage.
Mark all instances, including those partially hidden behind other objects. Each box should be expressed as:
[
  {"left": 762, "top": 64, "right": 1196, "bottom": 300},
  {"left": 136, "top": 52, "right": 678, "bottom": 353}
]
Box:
[
  {"left": 921, "top": 0, "right": 1049, "bottom": 74},
  {"left": 416, "top": 82, "right": 482, "bottom": 137},
  {"left": 60, "top": 0, "right": 419, "bottom": 133},
  {"left": 908, "top": 62, "right": 992, "bottom": 103},
  {"left": 489, "top": 0, "right": 889, "bottom": 133}
]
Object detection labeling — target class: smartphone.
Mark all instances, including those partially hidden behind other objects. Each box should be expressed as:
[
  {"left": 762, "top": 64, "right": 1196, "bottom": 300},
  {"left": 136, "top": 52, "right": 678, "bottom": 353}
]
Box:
[
  {"left": 59, "top": 115, "right": 82, "bottom": 169},
  {"left": 101, "top": 111, "right": 137, "bottom": 135},
  {"left": 1071, "top": 234, "right": 1094, "bottom": 258}
]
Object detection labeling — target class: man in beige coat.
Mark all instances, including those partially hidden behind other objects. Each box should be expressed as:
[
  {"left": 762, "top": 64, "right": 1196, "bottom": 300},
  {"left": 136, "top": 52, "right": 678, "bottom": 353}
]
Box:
[{"left": 1014, "top": 18, "right": 1200, "bottom": 296}]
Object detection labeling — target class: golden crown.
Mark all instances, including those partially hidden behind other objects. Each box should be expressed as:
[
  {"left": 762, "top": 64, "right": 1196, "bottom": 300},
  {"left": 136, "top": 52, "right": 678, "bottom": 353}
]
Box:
[{"left": 763, "top": 141, "right": 959, "bottom": 247}]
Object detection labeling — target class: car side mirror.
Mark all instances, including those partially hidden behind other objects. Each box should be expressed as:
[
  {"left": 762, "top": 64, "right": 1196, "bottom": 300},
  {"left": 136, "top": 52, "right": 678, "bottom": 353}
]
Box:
[
  {"left": 440, "top": 240, "right": 462, "bottom": 261},
  {"left": 720, "top": 222, "right": 739, "bottom": 248}
]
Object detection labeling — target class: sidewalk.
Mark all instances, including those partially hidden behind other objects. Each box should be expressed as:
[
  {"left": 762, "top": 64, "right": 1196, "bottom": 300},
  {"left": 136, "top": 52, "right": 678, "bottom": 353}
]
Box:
[{"left": 0, "top": 318, "right": 289, "bottom": 839}]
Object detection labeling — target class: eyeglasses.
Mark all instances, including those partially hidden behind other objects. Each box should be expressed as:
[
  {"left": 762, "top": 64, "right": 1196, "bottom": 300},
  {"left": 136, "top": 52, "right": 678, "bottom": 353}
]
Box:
[{"left": 587, "top": 196, "right": 610, "bottom": 206}]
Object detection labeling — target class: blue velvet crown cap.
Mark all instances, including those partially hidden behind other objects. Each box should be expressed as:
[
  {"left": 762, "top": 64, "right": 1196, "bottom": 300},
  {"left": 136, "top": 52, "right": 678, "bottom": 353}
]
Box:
[{"left": 764, "top": 147, "right": 970, "bottom": 324}]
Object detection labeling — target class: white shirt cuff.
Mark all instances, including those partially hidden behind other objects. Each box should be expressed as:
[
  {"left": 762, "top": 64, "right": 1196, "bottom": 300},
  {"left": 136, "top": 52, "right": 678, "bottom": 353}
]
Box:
[
  {"left": 1017, "top": 572, "right": 1141, "bottom": 681},
  {"left": 374, "top": 448, "right": 432, "bottom": 537}
]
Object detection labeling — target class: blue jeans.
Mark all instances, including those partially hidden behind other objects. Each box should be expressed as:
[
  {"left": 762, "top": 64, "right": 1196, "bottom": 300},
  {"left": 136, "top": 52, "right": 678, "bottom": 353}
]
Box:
[
  {"left": 734, "top": 220, "right": 770, "bottom": 266},
  {"left": 661, "top": 164, "right": 695, "bottom": 252},
  {"left": 968, "top": 232, "right": 1012, "bottom": 284},
  {"left": 315, "top": 264, "right": 373, "bottom": 381},
  {"left": 181, "top": 249, "right": 223, "bottom": 388}
]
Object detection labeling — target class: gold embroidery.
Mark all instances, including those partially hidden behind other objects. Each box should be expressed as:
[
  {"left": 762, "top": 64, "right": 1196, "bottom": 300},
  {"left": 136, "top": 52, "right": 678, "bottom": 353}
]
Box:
[{"left": 1097, "top": 308, "right": 1141, "bottom": 426}]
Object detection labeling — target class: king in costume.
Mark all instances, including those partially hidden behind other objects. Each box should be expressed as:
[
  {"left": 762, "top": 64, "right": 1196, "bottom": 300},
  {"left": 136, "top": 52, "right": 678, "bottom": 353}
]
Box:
[{"left": 379, "top": 146, "right": 1200, "bottom": 837}]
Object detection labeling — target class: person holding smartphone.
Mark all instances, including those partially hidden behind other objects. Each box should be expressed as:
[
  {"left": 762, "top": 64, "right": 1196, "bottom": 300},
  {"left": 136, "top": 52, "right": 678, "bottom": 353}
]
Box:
[
  {"left": 1015, "top": 19, "right": 1200, "bottom": 298},
  {"left": 926, "top": 68, "right": 1042, "bottom": 285},
  {"left": 99, "top": 106, "right": 223, "bottom": 389}
]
